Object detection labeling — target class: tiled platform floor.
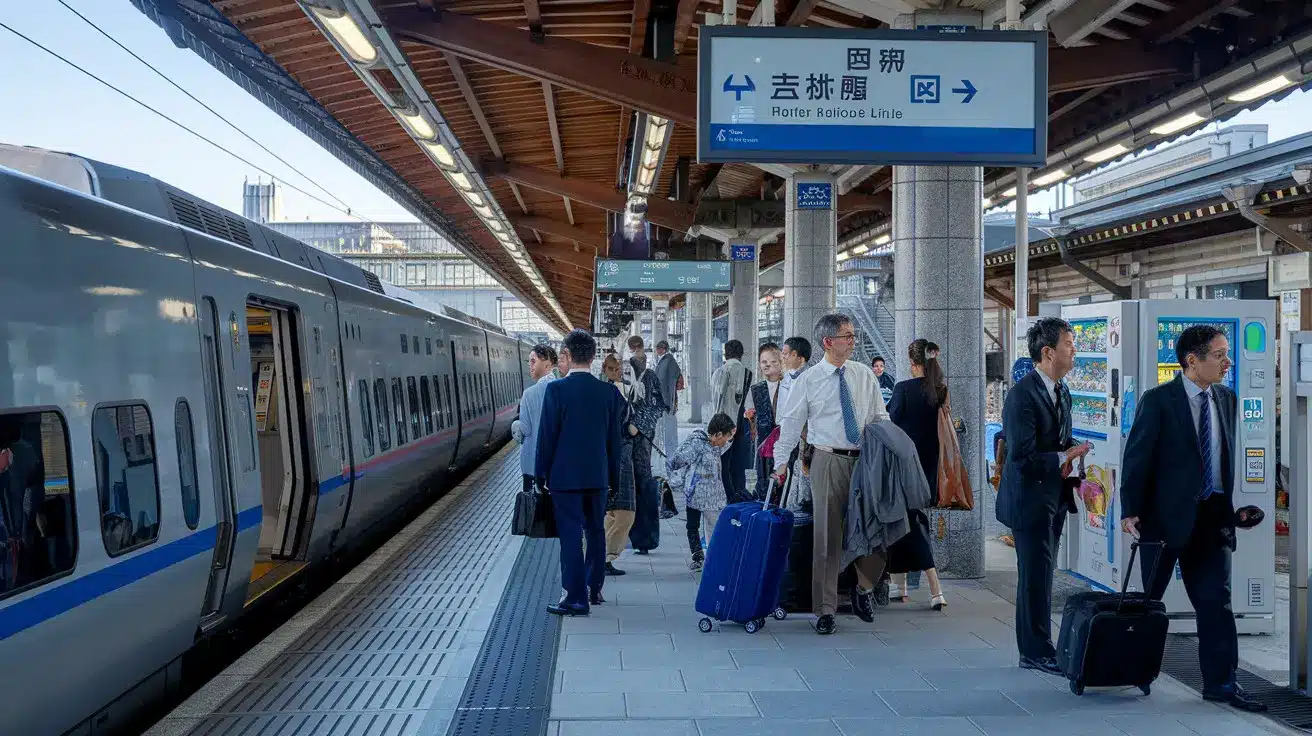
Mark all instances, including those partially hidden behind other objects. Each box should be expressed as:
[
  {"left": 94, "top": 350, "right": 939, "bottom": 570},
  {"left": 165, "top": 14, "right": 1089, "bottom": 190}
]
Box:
[{"left": 548, "top": 512, "right": 1299, "bottom": 736}]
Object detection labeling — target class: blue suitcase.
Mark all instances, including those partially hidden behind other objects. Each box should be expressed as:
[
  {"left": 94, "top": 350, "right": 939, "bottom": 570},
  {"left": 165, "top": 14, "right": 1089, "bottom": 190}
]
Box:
[{"left": 694, "top": 495, "right": 794, "bottom": 633}]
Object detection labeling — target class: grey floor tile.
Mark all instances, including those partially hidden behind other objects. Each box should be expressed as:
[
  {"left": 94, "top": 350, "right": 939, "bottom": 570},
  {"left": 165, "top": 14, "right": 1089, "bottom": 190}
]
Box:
[
  {"left": 751, "top": 690, "right": 892, "bottom": 719},
  {"left": 1104, "top": 714, "right": 1211, "bottom": 736},
  {"left": 697, "top": 718, "right": 843, "bottom": 735},
  {"left": 587, "top": 604, "right": 667, "bottom": 620},
  {"left": 555, "top": 649, "right": 623, "bottom": 671},
  {"left": 834, "top": 717, "right": 987, "bottom": 736},
  {"left": 915, "top": 666, "right": 1057, "bottom": 692},
  {"left": 622, "top": 648, "right": 738, "bottom": 670},
  {"left": 625, "top": 691, "right": 759, "bottom": 718},
  {"left": 562, "top": 617, "right": 621, "bottom": 634},
  {"left": 673, "top": 629, "right": 784, "bottom": 650},
  {"left": 560, "top": 668, "right": 685, "bottom": 693},
  {"left": 802, "top": 667, "right": 933, "bottom": 691},
  {"left": 1001, "top": 687, "right": 1165, "bottom": 715},
  {"left": 732, "top": 647, "right": 852, "bottom": 669},
  {"left": 878, "top": 631, "right": 995, "bottom": 650},
  {"left": 566, "top": 633, "right": 674, "bottom": 651},
  {"left": 946, "top": 648, "right": 1021, "bottom": 668},
  {"left": 549, "top": 692, "right": 627, "bottom": 720},
  {"left": 1173, "top": 711, "right": 1287, "bottom": 735},
  {"left": 618, "top": 617, "right": 686, "bottom": 634},
  {"left": 878, "top": 689, "right": 1029, "bottom": 717},
  {"left": 556, "top": 719, "right": 698, "bottom": 736},
  {"left": 840, "top": 647, "right": 962, "bottom": 670},
  {"left": 773, "top": 631, "right": 884, "bottom": 650},
  {"left": 682, "top": 666, "right": 808, "bottom": 692},
  {"left": 969, "top": 715, "right": 1120, "bottom": 736}
]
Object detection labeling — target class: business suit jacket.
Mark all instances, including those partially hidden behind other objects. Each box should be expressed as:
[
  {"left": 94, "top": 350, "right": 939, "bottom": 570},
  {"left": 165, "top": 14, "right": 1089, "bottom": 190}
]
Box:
[
  {"left": 997, "top": 370, "right": 1076, "bottom": 530},
  {"left": 1121, "top": 375, "right": 1237, "bottom": 550},
  {"left": 535, "top": 372, "right": 625, "bottom": 493}
]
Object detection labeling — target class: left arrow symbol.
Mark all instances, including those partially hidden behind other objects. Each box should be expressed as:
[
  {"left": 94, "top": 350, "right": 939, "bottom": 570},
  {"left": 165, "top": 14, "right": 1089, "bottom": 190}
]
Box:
[{"left": 952, "top": 79, "right": 977, "bottom": 104}]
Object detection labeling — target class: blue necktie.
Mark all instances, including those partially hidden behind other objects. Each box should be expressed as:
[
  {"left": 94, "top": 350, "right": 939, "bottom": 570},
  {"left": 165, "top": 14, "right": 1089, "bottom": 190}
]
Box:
[
  {"left": 1197, "top": 391, "right": 1216, "bottom": 500},
  {"left": 837, "top": 366, "right": 860, "bottom": 444}
]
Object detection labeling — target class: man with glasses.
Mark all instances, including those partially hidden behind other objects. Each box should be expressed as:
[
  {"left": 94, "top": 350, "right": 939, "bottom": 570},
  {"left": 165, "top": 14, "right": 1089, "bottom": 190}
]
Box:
[
  {"left": 1120, "top": 325, "right": 1265, "bottom": 712},
  {"left": 772, "top": 313, "right": 889, "bottom": 634}
]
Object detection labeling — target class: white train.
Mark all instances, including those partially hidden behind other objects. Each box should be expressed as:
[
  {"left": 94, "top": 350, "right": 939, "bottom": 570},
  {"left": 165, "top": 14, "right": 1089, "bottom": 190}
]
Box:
[{"left": 0, "top": 146, "right": 534, "bottom": 735}]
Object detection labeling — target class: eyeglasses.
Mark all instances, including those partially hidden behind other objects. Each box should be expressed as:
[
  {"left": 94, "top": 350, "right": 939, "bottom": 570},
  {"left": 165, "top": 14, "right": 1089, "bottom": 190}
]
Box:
[{"left": 830, "top": 332, "right": 858, "bottom": 342}]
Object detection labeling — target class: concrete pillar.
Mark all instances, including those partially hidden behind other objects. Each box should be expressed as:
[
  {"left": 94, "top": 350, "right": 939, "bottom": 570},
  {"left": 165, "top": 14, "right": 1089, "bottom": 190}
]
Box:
[
  {"left": 686, "top": 291, "right": 712, "bottom": 423},
  {"left": 784, "top": 172, "right": 837, "bottom": 347},
  {"left": 892, "top": 11, "right": 985, "bottom": 579},
  {"left": 728, "top": 241, "right": 759, "bottom": 351},
  {"left": 652, "top": 299, "right": 669, "bottom": 347}
]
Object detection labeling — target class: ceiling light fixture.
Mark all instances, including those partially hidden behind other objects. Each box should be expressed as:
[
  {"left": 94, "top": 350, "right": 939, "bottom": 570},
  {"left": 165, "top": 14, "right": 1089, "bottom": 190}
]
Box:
[
  {"left": 422, "top": 140, "right": 457, "bottom": 168},
  {"left": 1149, "top": 111, "right": 1205, "bottom": 136},
  {"left": 1083, "top": 142, "right": 1129, "bottom": 163},
  {"left": 1228, "top": 74, "right": 1295, "bottom": 102},
  {"left": 852, "top": 244, "right": 869, "bottom": 255},
  {"left": 397, "top": 109, "right": 435, "bottom": 140},
  {"left": 873, "top": 234, "right": 891, "bottom": 245},
  {"left": 1002, "top": 187, "right": 1018, "bottom": 197},
  {"left": 307, "top": 6, "right": 377, "bottom": 64},
  {"left": 1033, "top": 169, "right": 1069, "bottom": 187}
]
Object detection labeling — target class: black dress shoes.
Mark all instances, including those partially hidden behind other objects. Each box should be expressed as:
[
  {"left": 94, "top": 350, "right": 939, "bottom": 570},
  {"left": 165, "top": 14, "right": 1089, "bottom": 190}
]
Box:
[
  {"left": 850, "top": 587, "right": 876, "bottom": 623},
  {"left": 605, "top": 562, "right": 626, "bottom": 576},
  {"left": 590, "top": 589, "right": 606, "bottom": 606},
  {"left": 814, "top": 614, "right": 837, "bottom": 635},
  {"left": 1203, "top": 684, "right": 1268, "bottom": 712},
  {"left": 547, "top": 599, "right": 589, "bottom": 616},
  {"left": 1019, "top": 656, "right": 1063, "bottom": 676}
]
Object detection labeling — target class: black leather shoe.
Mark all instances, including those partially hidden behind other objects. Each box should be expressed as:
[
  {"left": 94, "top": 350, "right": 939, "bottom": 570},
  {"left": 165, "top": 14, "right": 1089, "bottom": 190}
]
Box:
[
  {"left": 605, "top": 562, "right": 626, "bottom": 576},
  {"left": 1019, "top": 656, "right": 1063, "bottom": 676},
  {"left": 547, "top": 601, "right": 589, "bottom": 616},
  {"left": 814, "top": 614, "right": 837, "bottom": 635},
  {"left": 874, "top": 576, "right": 891, "bottom": 607},
  {"left": 590, "top": 589, "right": 606, "bottom": 606},
  {"left": 1203, "top": 684, "right": 1268, "bottom": 712},
  {"left": 635, "top": 549, "right": 650, "bottom": 555},
  {"left": 851, "top": 588, "right": 875, "bottom": 623}
]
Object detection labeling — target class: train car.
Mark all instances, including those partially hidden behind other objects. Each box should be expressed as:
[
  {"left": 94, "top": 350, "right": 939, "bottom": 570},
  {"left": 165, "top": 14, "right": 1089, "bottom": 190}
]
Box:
[{"left": 0, "top": 146, "right": 537, "bottom": 736}]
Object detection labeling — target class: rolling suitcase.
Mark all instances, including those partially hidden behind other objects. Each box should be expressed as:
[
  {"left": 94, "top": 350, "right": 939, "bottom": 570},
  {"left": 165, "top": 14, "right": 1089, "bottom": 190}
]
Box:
[
  {"left": 695, "top": 480, "right": 795, "bottom": 633},
  {"left": 1056, "top": 541, "right": 1168, "bottom": 696}
]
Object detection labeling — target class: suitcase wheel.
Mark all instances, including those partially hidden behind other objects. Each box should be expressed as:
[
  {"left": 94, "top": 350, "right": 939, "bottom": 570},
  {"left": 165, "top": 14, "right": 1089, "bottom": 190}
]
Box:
[
  {"left": 745, "top": 618, "right": 763, "bottom": 634},
  {"left": 1139, "top": 683, "right": 1151, "bottom": 696},
  {"left": 1069, "top": 679, "right": 1084, "bottom": 696},
  {"left": 772, "top": 608, "right": 787, "bottom": 621},
  {"left": 698, "top": 617, "right": 713, "bottom": 633}
]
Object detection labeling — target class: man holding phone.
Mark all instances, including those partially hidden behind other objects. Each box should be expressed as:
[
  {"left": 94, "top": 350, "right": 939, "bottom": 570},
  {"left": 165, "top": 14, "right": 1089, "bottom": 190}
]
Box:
[{"left": 997, "top": 318, "right": 1090, "bottom": 675}]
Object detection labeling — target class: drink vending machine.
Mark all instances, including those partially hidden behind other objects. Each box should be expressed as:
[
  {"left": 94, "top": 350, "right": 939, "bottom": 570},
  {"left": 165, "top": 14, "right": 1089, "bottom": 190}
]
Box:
[{"left": 1058, "top": 299, "right": 1276, "bottom": 634}]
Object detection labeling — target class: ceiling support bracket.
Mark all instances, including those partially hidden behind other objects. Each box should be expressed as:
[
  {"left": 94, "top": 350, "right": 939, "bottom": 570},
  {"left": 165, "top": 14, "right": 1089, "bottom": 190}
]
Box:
[{"left": 1224, "top": 182, "right": 1312, "bottom": 253}]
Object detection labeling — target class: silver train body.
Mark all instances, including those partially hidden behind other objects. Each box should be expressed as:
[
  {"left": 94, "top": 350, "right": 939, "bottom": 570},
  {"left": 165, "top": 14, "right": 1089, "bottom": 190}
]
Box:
[{"left": 0, "top": 150, "right": 532, "bottom": 735}]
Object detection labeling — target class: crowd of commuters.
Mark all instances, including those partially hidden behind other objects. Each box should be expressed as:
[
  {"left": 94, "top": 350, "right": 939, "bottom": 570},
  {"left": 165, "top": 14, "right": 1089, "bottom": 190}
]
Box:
[{"left": 516, "top": 312, "right": 1267, "bottom": 712}]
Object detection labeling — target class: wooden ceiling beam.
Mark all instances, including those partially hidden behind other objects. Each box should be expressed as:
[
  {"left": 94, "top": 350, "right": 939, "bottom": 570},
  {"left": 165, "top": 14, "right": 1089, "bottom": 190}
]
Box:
[
  {"left": 673, "top": 0, "right": 702, "bottom": 52},
  {"left": 838, "top": 189, "right": 892, "bottom": 215},
  {"left": 785, "top": 0, "right": 824, "bottom": 26},
  {"left": 515, "top": 215, "right": 607, "bottom": 252},
  {"left": 485, "top": 160, "right": 698, "bottom": 231},
  {"left": 1048, "top": 0, "right": 1140, "bottom": 47},
  {"left": 1140, "top": 0, "right": 1243, "bottom": 44},
  {"left": 543, "top": 83, "right": 566, "bottom": 173},
  {"left": 383, "top": 6, "right": 696, "bottom": 126},
  {"left": 526, "top": 244, "right": 598, "bottom": 273},
  {"left": 1049, "top": 40, "right": 1190, "bottom": 93}
]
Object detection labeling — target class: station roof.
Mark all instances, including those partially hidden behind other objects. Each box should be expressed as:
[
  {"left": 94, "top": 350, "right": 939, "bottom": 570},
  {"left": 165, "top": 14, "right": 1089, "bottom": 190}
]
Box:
[{"left": 144, "top": 0, "right": 1312, "bottom": 330}]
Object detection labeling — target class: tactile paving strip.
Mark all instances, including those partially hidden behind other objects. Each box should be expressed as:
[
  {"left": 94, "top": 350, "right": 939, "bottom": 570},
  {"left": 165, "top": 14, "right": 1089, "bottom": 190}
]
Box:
[
  {"left": 188, "top": 455, "right": 522, "bottom": 736},
  {"left": 1162, "top": 634, "right": 1312, "bottom": 730}
]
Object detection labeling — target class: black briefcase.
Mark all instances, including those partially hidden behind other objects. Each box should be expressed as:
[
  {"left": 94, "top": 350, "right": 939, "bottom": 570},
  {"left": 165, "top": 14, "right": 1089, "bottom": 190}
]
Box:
[{"left": 512, "top": 484, "right": 556, "bottom": 538}]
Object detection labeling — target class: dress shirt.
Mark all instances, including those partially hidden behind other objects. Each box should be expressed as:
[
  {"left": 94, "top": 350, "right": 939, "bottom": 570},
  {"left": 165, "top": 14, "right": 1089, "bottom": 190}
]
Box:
[
  {"left": 1183, "top": 377, "right": 1223, "bottom": 497},
  {"left": 773, "top": 356, "right": 889, "bottom": 469},
  {"left": 514, "top": 374, "right": 555, "bottom": 476},
  {"left": 1035, "top": 366, "right": 1059, "bottom": 409}
]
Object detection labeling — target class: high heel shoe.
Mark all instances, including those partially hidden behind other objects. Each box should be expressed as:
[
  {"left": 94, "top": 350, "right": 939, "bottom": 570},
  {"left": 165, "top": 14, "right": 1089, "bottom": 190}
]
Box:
[{"left": 931, "top": 593, "right": 947, "bottom": 611}]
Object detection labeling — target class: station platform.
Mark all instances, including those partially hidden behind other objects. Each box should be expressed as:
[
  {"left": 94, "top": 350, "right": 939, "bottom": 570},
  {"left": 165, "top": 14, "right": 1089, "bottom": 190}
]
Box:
[{"left": 150, "top": 445, "right": 1298, "bottom": 736}]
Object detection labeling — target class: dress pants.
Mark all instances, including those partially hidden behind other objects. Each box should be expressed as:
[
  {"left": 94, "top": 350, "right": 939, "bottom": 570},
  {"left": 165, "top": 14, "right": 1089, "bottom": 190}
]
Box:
[
  {"left": 1140, "top": 504, "right": 1238, "bottom": 691},
  {"left": 754, "top": 455, "right": 774, "bottom": 501},
  {"left": 629, "top": 439, "right": 660, "bottom": 551},
  {"left": 810, "top": 449, "right": 887, "bottom": 617},
  {"left": 551, "top": 489, "right": 607, "bottom": 606},
  {"left": 659, "top": 413, "right": 679, "bottom": 476},
  {"left": 720, "top": 416, "right": 752, "bottom": 503},
  {"left": 1012, "top": 508, "right": 1066, "bottom": 660},
  {"left": 604, "top": 510, "right": 635, "bottom": 563}
]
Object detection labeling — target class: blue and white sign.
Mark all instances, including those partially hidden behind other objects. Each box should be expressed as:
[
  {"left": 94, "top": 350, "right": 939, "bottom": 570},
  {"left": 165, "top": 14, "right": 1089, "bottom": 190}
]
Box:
[
  {"left": 796, "top": 182, "right": 832, "bottom": 209},
  {"left": 1243, "top": 397, "right": 1265, "bottom": 423},
  {"left": 730, "top": 243, "right": 756, "bottom": 261},
  {"left": 595, "top": 259, "right": 733, "bottom": 293},
  {"left": 698, "top": 26, "right": 1048, "bottom": 166}
]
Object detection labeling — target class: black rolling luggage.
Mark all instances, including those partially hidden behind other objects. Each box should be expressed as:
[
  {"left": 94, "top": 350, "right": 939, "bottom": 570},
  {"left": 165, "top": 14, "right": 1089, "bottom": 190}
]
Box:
[{"left": 1056, "top": 541, "right": 1168, "bottom": 696}]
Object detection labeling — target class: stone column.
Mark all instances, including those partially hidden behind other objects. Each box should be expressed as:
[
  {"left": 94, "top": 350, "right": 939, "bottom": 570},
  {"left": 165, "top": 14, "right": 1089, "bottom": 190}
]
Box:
[
  {"left": 892, "top": 11, "right": 985, "bottom": 579},
  {"left": 652, "top": 299, "right": 669, "bottom": 347},
  {"left": 686, "top": 291, "right": 711, "bottom": 423},
  {"left": 784, "top": 172, "right": 837, "bottom": 347},
  {"left": 727, "top": 241, "right": 759, "bottom": 351}
]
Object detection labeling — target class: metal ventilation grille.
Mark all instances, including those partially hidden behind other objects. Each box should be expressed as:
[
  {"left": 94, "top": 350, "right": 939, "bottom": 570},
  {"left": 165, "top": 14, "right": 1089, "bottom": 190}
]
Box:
[
  {"left": 1249, "top": 578, "right": 1263, "bottom": 607},
  {"left": 166, "top": 190, "right": 256, "bottom": 249},
  {"left": 362, "top": 270, "right": 386, "bottom": 294},
  {"left": 224, "top": 215, "right": 254, "bottom": 246},
  {"left": 167, "top": 191, "right": 205, "bottom": 233}
]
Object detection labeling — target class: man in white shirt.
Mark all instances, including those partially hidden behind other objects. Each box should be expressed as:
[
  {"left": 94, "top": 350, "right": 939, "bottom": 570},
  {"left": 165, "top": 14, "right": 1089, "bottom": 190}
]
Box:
[
  {"left": 511, "top": 345, "right": 558, "bottom": 494},
  {"left": 773, "top": 314, "right": 889, "bottom": 634}
]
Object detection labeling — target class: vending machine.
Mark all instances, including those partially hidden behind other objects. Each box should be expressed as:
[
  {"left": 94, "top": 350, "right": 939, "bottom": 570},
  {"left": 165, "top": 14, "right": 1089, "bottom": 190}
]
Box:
[{"left": 1059, "top": 299, "right": 1276, "bottom": 634}]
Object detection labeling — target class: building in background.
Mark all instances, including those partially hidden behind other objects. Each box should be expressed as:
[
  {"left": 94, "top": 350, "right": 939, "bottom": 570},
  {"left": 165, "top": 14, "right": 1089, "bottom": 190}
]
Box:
[
  {"left": 1070, "top": 125, "right": 1268, "bottom": 205},
  {"left": 266, "top": 219, "right": 557, "bottom": 340},
  {"left": 242, "top": 179, "right": 281, "bottom": 224}
]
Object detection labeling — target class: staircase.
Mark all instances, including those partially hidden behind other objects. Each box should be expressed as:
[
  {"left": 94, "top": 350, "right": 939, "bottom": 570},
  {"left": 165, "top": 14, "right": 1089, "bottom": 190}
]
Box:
[{"left": 838, "top": 293, "right": 895, "bottom": 372}]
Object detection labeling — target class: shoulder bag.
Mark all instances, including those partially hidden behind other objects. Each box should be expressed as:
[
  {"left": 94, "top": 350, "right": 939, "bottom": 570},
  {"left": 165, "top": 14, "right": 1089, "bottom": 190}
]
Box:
[{"left": 936, "top": 391, "right": 974, "bottom": 510}]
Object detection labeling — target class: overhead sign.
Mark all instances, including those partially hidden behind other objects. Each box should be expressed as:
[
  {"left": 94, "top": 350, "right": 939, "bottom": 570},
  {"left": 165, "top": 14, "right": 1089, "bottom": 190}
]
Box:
[
  {"left": 595, "top": 259, "right": 733, "bottom": 293},
  {"left": 697, "top": 26, "right": 1048, "bottom": 166},
  {"left": 796, "top": 182, "right": 833, "bottom": 209},
  {"left": 730, "top": 243, "right": 756, "bottom": 261}
]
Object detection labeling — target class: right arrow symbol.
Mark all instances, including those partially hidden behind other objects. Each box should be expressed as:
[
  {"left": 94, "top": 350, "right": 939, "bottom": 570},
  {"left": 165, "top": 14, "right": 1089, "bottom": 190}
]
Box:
[{"left": 952, "top": 79, "right": 977, "bottom": 103}]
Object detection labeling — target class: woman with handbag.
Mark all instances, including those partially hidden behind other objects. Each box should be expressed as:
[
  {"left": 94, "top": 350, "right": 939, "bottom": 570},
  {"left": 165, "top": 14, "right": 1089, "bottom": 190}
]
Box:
[{"left": 886, "top": 339, "right": 949, "bottom": 611}]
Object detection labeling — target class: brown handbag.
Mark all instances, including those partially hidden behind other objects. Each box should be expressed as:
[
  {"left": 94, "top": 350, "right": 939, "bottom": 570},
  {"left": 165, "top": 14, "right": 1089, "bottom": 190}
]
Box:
[{"left": 936, "top": 393, "right": 974, "bottom": 510}]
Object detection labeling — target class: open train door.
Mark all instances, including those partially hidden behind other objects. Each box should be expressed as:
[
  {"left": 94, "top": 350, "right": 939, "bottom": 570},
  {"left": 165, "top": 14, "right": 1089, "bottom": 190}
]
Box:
[{"left": 197, "top": 297, "right": 239, "bottom": 627}]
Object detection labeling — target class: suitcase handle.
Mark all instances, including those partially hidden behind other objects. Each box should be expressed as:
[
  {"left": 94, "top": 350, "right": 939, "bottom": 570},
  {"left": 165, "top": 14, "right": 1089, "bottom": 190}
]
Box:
[{"left": 1117, "top": 540, "right": 1166, "bottom": 615}]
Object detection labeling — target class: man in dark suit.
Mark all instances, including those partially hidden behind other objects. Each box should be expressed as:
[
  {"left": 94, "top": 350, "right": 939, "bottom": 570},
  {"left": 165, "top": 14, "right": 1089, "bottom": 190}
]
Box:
[
  {"left": 536, "top": 329, "right": 625, "bottom": 616},
  {"left": 998, "top": 318, "right": 1091, "bottom": 675},
  {"left": 1121, "top": 325, "right": 1265, "bottom": 712}
]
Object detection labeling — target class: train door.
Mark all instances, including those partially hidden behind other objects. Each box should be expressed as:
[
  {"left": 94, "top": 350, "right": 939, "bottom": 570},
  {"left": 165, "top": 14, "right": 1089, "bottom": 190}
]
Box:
[
  {"left": 244, "top": 301, "right": 314, "bottom": 603},
  {"left": 198, "top": 297, "right": 238, "bottom": 624}
]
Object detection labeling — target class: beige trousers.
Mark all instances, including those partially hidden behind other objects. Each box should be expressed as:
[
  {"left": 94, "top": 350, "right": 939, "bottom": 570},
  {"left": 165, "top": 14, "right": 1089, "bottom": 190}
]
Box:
[
  {"left": 604, "top": 510, "right": 636, "bottom": 563},
  {"left": 811, "top": 449, "right": 887, "bottom": 616}
]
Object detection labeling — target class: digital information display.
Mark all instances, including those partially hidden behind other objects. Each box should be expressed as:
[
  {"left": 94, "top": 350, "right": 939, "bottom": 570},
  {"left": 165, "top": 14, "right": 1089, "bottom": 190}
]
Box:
[{"left": 594, "top": 259, "right": 733, "bottom": 292}]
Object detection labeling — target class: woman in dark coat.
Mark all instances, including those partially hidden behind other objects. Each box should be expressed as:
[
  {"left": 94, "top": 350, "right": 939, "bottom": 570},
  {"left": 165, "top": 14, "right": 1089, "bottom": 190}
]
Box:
[
  {"left": 601, "top": 355, "right": 637, "bottom": 576},
  {"left": 887, "top": 339, "right": 947, "bottom": 611}
]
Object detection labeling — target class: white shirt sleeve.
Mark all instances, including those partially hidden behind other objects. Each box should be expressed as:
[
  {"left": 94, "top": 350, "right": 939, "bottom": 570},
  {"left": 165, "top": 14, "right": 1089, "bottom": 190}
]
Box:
[
  {"left": 867, "top": 373, "right": 890, "bottom": 425},
  {"left": 772, "top": 370, "right": 809, "bottom": 469}
]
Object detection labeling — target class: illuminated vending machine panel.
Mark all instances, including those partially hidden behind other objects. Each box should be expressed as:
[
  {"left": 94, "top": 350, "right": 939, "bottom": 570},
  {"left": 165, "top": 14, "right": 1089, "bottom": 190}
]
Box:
[
  {"left": 1136, "top": 299, "right": 1276, "bottom": 634},
  {"left": 1060, "top": 302, "right": 1139, "bottom": 594}
]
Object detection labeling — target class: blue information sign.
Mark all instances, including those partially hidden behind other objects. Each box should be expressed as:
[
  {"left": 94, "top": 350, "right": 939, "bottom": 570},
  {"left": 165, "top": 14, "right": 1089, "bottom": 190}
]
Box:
[
  {"left": 730, "top": 243, "right": 756, "bottom": 261},
  {"left": 796, "top": 182, "right": 832, "bottom": 209},
  {"left": 595, "top": 259, "right": 733, "bottom": 292},
  {"left": 698, "top": 26, "right": 1048, "bottom": 167}
]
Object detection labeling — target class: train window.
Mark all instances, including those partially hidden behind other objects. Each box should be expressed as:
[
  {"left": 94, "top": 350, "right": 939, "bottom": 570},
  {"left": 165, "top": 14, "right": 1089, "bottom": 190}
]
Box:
[
  {"left": 426, "top": 338, "right": 432, "bottom": 356},
  {"left": 444, "top": 375, "right": 454, "bottom": 426},
  {"left": 431, "top": 375, "right": 443, "bottom": 430},
  {"left": 407, "top": 377, "right": 422, "bottom": 438},
  {"left": 357, "top": 380, "right": 375, "bottom": 457},
  {"left": 93, "top": 403, "right": 161, "bottom": 556},
  {"left": 460, "top": 375, "right": 468, "bottom": 421},
  {"left": 420, "top": 376, "right": 435, "bottom": 434},
  {"left": 392, "top": 378, "right": 408, "bottom": 445},
  {"left": 373, "top": 379, "right": 391, "bottom": 452},
  {"left": 175, "top": 399, "right": 200, "bottom": 530},
  {"left": 401, "top": 334, "right": 409, "bottom": 354},
  {"left": 413, "top": 336, "right": 420, "bottom": 354},
  {"left": 0, "top": 410, "right": 77, "bottom": 599}
]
